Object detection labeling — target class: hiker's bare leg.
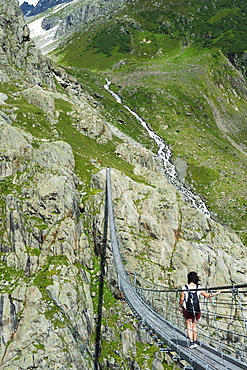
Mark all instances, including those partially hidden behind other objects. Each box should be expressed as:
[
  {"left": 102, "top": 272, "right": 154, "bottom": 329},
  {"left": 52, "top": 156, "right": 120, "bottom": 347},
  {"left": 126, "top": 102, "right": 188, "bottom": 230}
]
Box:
[
  {"left": 186, "top": 319, "right": 193, "bottom": 342},
  {"left": 192, "top": 321, "right": 198, "bottom": 342}
]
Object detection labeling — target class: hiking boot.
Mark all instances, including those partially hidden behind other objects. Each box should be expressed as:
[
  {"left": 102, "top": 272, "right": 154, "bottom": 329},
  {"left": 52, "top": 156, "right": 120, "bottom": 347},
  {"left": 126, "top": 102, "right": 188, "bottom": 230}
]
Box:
[{"left": 189, "top": 342, "right": 197, "bottom": 349}]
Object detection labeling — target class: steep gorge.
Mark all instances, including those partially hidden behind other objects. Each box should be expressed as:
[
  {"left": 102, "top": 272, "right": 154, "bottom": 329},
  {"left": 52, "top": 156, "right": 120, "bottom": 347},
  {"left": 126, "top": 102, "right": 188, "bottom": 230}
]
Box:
[{"left": 0, "top": 0, "right": 246, "bottom": 369}]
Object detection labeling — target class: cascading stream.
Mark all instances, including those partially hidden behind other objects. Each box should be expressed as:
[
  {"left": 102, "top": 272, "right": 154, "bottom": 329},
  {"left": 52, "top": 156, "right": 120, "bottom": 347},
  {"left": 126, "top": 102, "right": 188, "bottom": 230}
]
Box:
[{"left": 104, "top": 79, "right": 210, "bottom": 217}]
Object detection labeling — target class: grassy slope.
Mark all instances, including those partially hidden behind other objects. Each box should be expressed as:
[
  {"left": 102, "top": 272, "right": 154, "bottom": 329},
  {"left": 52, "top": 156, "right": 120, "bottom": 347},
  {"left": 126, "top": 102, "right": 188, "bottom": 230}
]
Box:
[
  {"left": 0, "top": 1, "right": 245, "bottom": 367},
  {"left": 2, "top": 1, "right": 245, "bottom": 244},
  {"left": 0, "top": 78, "right": 149, "bottom": 191},
  {"left": 113, "top": 51, "right": 247, "bottom": 236},
  {"left": 50, "top": 0, "right": 247, "bottom": 245}
]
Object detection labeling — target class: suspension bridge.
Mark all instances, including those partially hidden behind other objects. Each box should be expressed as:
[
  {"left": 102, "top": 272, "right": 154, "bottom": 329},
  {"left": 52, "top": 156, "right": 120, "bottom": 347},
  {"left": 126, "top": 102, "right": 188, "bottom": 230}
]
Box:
[{"left": 105, "top": 168, "right": 247, "bottom": 370}]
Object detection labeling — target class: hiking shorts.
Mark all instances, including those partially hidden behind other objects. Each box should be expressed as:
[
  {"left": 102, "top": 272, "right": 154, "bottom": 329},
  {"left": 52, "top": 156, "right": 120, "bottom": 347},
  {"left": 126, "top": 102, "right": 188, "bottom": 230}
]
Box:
[{"left": 183, "top": 307, "right": 201, "bottom": 321}]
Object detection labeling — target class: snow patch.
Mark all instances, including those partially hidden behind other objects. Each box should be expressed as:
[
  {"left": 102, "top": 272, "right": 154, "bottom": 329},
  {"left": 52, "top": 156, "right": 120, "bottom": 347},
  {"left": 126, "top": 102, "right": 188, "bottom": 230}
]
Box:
[
  {"left": 28, "top": 16, "right": 47, "bottom": 37},
  {"left": 27, "top": 0, "right": 80, "bottom": 54}
]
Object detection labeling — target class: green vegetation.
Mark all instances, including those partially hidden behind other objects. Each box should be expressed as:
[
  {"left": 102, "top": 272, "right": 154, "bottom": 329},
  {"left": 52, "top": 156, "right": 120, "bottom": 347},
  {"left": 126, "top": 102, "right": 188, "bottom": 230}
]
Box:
[
  {"left": 99, "top": 298, "right": 179, "bottom": 368},
  {"left": 55, "top": 0, "right": 247, "bottom": 70},
  {"left": 33, "top": 266, "right": 53, "bottom": 292},
  {"left": 0, "top": 261, "right": 25, "bottom": 293},
  {"left": 48, "top": 255, "right": 69, "bottom": 266},
  {"left": 0, "top": 0, "right": 246, "bottom": 367},
  {"left": 92, "top": 24, "right": 131, "bottom": 56},
  {"left": 112, "top": 51, "right": 247, "bottom": 242},
  {"left": 88, "top": 255, "right": 176, "bottom": 369},
  {"left": 5, "top": 0, "right": 245, "bottom": 246},
  {"left": 33, "top": 343, "right": 45, "bottom": 350},
  {"left": 208, "top": 8, "right": 238, "bottom": 24},
  {"left": 0, "top": 82, "right": 55, "bottom": 139},
  {"left": 56, "top": 106, "right": 144, "bottom": 185},
  {"left": 29, "top": 248, "right": 42, "bottom": 256}
]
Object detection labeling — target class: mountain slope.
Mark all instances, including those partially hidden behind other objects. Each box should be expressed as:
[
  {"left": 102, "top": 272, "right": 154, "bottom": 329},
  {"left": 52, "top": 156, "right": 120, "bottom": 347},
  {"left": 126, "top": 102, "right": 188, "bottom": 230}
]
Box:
[
  {"left": 20, "top": 0, "right": 68, "bottom": 16},
  {"left": 28, "top": 0, "right": 247, "bottom": 70},
  {"left": 50, "top": 0, "right": 247, "bottom": 245},
  {"left": 20, "top": 1, "right": 35, "bottom": 16},
  {"left": 0, "top": 0, "right": 247, "bottom": 369},
  {"left": 25, "top": 0, "right": 133, "bottom": 54}
]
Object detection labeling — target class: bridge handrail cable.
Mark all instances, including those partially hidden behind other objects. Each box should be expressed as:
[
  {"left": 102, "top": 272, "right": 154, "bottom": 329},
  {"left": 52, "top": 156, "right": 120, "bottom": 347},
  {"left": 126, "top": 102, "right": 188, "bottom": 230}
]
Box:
[{"left": 105, "top": 168, "right": 247, "bottom": 370}]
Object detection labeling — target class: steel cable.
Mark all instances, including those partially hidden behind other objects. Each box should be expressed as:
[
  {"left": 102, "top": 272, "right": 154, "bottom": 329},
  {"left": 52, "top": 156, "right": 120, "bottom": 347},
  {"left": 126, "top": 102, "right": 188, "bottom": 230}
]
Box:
[{"left": 105, "top": 168, "right": 247, "bottom": 369}]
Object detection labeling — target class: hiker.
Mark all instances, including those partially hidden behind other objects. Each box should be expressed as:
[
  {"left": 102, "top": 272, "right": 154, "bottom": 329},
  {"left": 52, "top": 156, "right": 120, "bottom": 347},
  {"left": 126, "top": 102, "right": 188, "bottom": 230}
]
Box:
[{"left": 178, "top": 271, "right": 221, "bottom": 349}]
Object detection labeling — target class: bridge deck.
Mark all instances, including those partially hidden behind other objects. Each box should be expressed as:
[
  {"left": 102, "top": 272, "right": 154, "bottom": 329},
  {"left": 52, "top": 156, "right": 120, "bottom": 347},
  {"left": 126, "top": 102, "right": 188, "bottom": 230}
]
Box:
[
  {"left": 106, "top": 168, "right": 247, "bottom": 370},
  {"left": 121, "top": 277, "right": 246, "bottom": 370}
]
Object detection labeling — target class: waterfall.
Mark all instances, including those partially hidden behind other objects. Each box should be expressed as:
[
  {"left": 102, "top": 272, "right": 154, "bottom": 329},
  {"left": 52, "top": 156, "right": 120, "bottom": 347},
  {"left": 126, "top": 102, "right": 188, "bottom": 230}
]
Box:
[{"left": 104, "top": 79, "right": 210, "bottom": 217}]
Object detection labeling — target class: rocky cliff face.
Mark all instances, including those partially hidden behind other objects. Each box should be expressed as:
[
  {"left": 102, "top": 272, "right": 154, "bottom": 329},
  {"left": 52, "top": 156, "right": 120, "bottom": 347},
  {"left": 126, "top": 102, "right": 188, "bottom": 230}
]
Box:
[
  {"left": 21, "top": 0, "right": 67, "bottom": 17},
  {"left": 1, "top": 118, "right": 246, "bottom": 368},
  {"left": 26, "top": 0, "right": 134, "bottom": 51},
  {"left": 92, "top": 161, "right": 246, "bottom": 290},
  {"left": 54, "top": 0, "right": 133, "bottom": 39},
  {"left": 1, "top": 0, "right": 247, "bottom": 369},
  {"left": 0, "top": 1, "right": 95, "bottom": 368},
  {"left": 0, "top": 0, "right": 54, "bottom": 87},
  {"left": 20, "top": 1, "right": 35, "bottom": 16},
  {"left": 0, "top": 121, "right": 96, "bottom": 369},
  {"left": 89, "top": 151, "right": 247, "bottom": 368}
]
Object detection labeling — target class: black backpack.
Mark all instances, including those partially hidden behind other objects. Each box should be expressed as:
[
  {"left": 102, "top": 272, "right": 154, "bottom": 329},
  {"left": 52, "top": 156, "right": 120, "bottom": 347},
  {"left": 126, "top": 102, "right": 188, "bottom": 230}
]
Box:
[{"left": 185, "top": 285, "right": 200, "bottom": 314}]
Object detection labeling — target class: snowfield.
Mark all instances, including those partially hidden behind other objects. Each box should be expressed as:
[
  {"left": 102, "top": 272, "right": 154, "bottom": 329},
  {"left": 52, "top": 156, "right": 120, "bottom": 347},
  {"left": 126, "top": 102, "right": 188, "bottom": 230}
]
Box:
[{"left": 27, "top": 0, "right": 80, "bottom": 54}]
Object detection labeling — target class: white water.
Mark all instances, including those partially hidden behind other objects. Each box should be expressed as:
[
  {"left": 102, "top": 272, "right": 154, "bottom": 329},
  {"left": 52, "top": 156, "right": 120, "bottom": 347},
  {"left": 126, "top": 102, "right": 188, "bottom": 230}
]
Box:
[{"left": 104, "top": 79, "right": 210, "bottom": 217}]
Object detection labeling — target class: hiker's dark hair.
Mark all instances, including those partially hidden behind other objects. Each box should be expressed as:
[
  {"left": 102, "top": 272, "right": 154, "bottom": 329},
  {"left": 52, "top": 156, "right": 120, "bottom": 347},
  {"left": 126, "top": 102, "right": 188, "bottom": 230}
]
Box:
[{"left": 187, "top": 271, "right": 200, "bottom": 285}]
